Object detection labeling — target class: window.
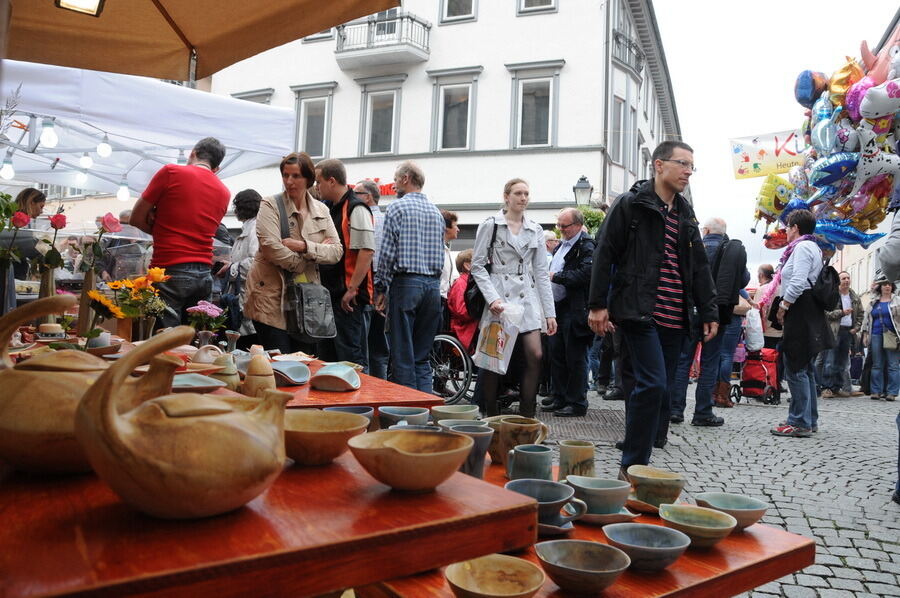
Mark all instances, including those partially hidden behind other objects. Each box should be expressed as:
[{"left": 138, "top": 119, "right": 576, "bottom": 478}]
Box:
[
  {"left": 616, "top": 0, "right": 631, "bottom": 38},
  {"left": 630, "top": 107, "right": 638, "bottom": 173},
  {"left": 441, "top": 0, "right": 476, "bottom": 23},
  {"left": 367, "top": 91, "right": 396, "bottom": 154},
  {"left": 611, "top": 97, "right": 624, "bottom": 164},
  {"left": 505, "top": 59, "right": 564, "bottom": 148},
  {"left": 643, "top": 79, "right": 650, "bottom": 115},
  {"left": 290, "top": 81, "right": 337, "bottom": 157},
  {"left": 375, "top": 8, "right": 399, "bottom": 36},
  {"left": 439, "top": 84, "right": 471, "bottom": 149},
  {"left": 299, "top": 98, "right": 328, "bottom": 158},
  {"left": 231, "top": 88, "right": 274, "bottom": 104},
  {"left": 519, "top": 79, "right": 551, "bottom": 146},
  {"left": 304, "top": 28, "right": 333, "bottom": 42},
  {"left": 518, "top": 0, "right": 556, "bottom": 15}
]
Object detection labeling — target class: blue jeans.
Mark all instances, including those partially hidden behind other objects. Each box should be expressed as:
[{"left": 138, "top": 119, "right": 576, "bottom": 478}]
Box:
[
  {"left": 549, "top": 307, "right": 590, "bottom": 410},
  {"left": 895, "top": 413, "right": 899, "bottom": 498},
  {"left": 718, "top": 316, "right": 743, "bottom": 384},
  {"left": 870, "top": 333, "right": 900, "bottom": 396},
  {"left": 619, "top": 321, "right": 685, "bottom": 467},
  {"left": 784, "top": 357, "right": 818, "bottom": 430},
  {"left": 154, "top": 262, "right": 213, "bottom": 329},
  {"left": 323, "top": 300, "right": 371, "bottom": 374},
  {"left": 387, "top": 274, "right": 442, "bottom": 392},
  {"left": 668, "top": 338, "right": 695, "bottom": 419},
  {"left": 824, "top": 327, "right": 852, "bottom": 391},
  {"left": 588, "top": 335, "right": 603, "bottom": 385},
  {"left": 368, "top": 310, "right": 389, "bottom": 379},
  {"left": 693, "top": 328, "right": 725, "bottom": 421}
]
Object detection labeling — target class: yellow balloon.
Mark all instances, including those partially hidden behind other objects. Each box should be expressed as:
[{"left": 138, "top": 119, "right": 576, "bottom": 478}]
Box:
[
  {"left": 754, "top": 174, "right": 794, "bottom": 224},
  {"left": 829, "top": 57, "right": 864, "bottom": 107}
]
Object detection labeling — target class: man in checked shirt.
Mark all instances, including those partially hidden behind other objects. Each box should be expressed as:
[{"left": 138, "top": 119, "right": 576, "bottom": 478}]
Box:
[
  {"left": 374, "top": 161, "right": 445, "bottom": 391},
  {"left": 588, "top": 141, "right": 718, "bottom": 477}
]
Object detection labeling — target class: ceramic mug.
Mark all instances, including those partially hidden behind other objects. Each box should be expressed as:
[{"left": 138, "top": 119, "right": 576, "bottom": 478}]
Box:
[
  {"left": 324, "top": 406, "right": 377, "bottom": 432},
  {"left": 557, "top": 440, "right": 595, "bottom": 482},
  {"left": 451, "top": 424, "right": 494, "bottom": 479},
  {"left": 438, "top": 418, "right": 483, "bottom": 431},
  {"left": 498, "top": 416, "right": 549, "bottom": 467},
  {"left": 378, "top": 406, "right": 429, "bottom": 429},
  {"left": 505, "top": 478, "right": 588, "bottom": 527},
  {"left": 506, "top": 444, "right": 553, "bottom": 481},
  {"left": 566, "top": 476, "right": 631, "bottom": 514}
]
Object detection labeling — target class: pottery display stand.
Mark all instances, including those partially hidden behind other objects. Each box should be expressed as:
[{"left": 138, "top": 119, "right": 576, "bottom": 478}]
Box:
[
  {"left": 0, "top": 453, "right": 536, "bottom": 597},
  {"left": 356, "top": 464, "right": 816, "bottom": 598}
]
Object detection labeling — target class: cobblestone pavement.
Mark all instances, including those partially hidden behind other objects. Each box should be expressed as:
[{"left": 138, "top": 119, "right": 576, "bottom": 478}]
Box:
[{"left": 528, "top": 384, "right": 900, "bottom": 598}]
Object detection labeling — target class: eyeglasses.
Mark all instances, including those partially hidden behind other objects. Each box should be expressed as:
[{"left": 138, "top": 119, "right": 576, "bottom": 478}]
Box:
[
  {"left": 557, "top": 222, "right": 577, "bottom": 230},
  {"left": 660, "top": 159, "right": 697, "bottom": 173}
]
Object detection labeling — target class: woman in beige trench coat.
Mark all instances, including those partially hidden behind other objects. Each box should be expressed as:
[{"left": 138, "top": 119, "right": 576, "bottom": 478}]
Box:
[{"left": 244, "top": 152, "right": 342, "bottom": 353}]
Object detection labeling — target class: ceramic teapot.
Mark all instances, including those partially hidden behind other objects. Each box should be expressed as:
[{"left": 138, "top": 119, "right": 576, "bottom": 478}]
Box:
[
  {"left": 0, "top": 296, "right": 190, "bottom": 473},
  {"left": 75, "top": 325, "right": 291, "bottom": 519}
]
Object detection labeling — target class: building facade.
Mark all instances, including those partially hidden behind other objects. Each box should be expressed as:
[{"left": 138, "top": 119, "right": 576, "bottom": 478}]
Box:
[{"left": 211, "top": 0, "right": 682, "bottom": 246}]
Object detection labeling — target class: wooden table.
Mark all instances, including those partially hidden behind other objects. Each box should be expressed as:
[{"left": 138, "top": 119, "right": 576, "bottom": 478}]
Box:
[
  {"left": 276, "top": 360, "right": 444, "bottom": 410},
  {"left": 357, "top": 465, "right": 816, "bottom": 597},
  {"left": 0, "top": 454, "right": 536, "bottom": 598}
]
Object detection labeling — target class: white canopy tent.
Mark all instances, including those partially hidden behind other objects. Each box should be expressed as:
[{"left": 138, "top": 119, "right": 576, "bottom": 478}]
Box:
[{"left": 0, "top": 60, "right": 295, "bottom": 195}]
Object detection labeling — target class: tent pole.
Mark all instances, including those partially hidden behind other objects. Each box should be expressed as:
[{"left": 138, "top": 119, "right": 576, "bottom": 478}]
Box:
[{"left": 188, "top": 49, "right": 197, "bottom": 89}]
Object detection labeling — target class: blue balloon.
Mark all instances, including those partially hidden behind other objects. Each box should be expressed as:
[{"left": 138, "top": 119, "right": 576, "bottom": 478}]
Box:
[
  {"left": 795, "top": 70, "right": 828, "bottom": 109},
  {"left": 816, "top": 220, "right": 886, "bottom": 249},
  {"left": 808, "top": 152, "right": 858, "bottom": 187}
]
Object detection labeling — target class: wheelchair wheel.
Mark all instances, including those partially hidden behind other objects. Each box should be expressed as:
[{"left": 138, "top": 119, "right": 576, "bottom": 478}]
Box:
[{"left": 430, "top": 334, "right": 474, "bottom": 405}]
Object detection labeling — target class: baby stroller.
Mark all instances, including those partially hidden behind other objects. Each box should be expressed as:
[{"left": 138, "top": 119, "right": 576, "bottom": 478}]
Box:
[{"left": 731, "top": 347, "right": 780, "bottom": 405}]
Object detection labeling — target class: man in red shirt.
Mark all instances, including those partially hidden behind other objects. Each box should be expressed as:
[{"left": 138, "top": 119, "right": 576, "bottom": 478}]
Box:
[{"left": 131, "top": 137, "right": 231, "bottom": 328}]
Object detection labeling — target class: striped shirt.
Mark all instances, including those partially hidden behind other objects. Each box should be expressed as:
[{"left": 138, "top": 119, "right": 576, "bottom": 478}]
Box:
[
  {"left": 374, "top": 192, "right": 445, "bottom": 293},
  {"left": 652, "top": 206, "right": 685, "bottom": 329}
]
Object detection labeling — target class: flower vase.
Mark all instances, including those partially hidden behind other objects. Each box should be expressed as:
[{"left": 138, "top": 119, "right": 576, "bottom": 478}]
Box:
[
  {"left": 133, "top": 316, "right": 156, "bottom": 342},
  {"left": 0, "top": 262, "right": 14, "bottom": 316},
  {"left": 37, "top": 269, "right": 56, "bottom": 325},
  {"left": 196, "top": 330, "right": 216, "bottom": 347},
  {"left": 76, "top": 269, "right": 96, "bottom": 337},
  {"left": 225, "top": 330, "right": 240, "bottom": 353}
]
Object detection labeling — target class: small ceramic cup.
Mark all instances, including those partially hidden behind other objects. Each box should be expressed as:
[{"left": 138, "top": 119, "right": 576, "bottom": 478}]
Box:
[
  {"left": 566, "top": 476, "right": 632, "bottom": 514},
  {"left": 378, "top": 406, "right": 430, "bottom": 429},
  {"left": 438, "top": 418, "right": 483, "bottom": 431},
  {"left": 506, "top": 443, "right": 553, "bottom": 481},
  {"left": 505, "top": 478, "right": 588, "bottom": 526},
  {"left": 498, "top": 416, "right": 549, "bottom": 467},
  {"left": 431, "top": 404, "right": 480, "bottom": 423},
  {"left": 324, "top": 406, "right": 377, "bottom": 432},
  {"left": 557, "top": 440, "right": 595, "bottom": 482},
  {"left": 451, "top": 424, "right": 494, "bottom": 479},
  {"left": 86, "top": 331, "right": 111, "bottom": 348}
]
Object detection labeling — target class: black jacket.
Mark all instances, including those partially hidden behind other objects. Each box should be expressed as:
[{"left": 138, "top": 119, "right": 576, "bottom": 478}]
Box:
[
  {"left": 588, "top": 179, "right": 717, "bottom": 339},
  {"left": 551, "top": 231, "right": 595, "bottom": 339},
  {"left": 705, "top": 234, "right": 748, "bottom": 326}
]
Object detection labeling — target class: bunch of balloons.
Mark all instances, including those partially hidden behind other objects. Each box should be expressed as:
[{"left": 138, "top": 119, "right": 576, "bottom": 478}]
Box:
[{"left": 756, "top": 30, "right": 900, "bottom": 255}]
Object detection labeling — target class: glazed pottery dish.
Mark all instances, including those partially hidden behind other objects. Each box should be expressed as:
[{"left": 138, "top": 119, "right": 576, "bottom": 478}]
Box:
[
  {"left": 506, "top": 444, "right": 553, "bottom": 481},
  {"left": 535, "top": 540, "right": 630, "bottom": 594},
  {"left": 658, "top": 503, "right": 738, "bottom": 548},
  {"left": 694, "top": 492, "right": 770, "bottom": 530},
  {"left": 171, "top": 373, "right": 227, "bottom": 393},
  {"left": 347, "top": 430, "right": 472, "bottom": 492},
  {"left": 378, "top": 406, "right": 430, "bottom": 429},
  {"left": 283, "top": 409, "right": 368, "bottom": 466},
  {"left": 602, "top": 523, "right": 690, "bottom": 570},
  {"left": 451, "top": 424, "right": 494, "bottom": 479},
  {"left": 271, "top": 360, "right": 311, "bottom": 386},
  {"left": 626, "top": 464, "right": 686, "bottom": 507},
  {"left": 439, "top": 418, "right": 483, "bottom": 431},
  {"left": 557, "top": 440, "right": 595, "bottom": 481},
  {"left": 564, "top": 504, "right": 639, "bottom": 525},
  {"left": 566, "top": 476, "right": 631, "bottom": 514},
  {"left": 445, "top": 553, "right": 545, "bottom": 598},
  {"left": 324, "top": 405, "right": 377, "bottom": 431},
  {"left": 431, "top": 404, "right": 480, "bottom": 422},
  {"left": 504, "top": 479, "right": 587, "bottom": 527},
  {"left": 310, "top": 363, "right": 361, "bottom": 391},
  {"left": 388, "top": 424, "right": 443, "bottom": 431}
]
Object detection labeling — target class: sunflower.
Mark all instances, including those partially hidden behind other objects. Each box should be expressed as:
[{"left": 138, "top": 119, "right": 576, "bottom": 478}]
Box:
[
  {"left": 88, "top": 289, "right": 125, "bottom": 319},
  {"left": 107, "top": 280, "right": 125, "bottom": 290}
]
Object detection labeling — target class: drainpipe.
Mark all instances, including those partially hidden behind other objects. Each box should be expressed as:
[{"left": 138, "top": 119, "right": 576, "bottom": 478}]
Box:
[{"left": 601, "top": 0, "right": 612, "bottom": 206}]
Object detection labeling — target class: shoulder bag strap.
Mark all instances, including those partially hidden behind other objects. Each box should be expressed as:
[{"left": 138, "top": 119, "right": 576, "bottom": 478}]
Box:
[
  {"left": 485, "top": 220, "right": 498, "bottom": 273},
  {"left": 274, "top": 193, "right": 294, "bottom": 282}
]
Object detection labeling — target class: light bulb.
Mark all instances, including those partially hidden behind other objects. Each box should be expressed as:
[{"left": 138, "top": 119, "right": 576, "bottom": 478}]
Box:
[
  {"left": 0, "top": 157, "right": 14, "bottom": 180},
  {"left": 176, "top": 150, "right": 187, "bottom": 165},
  {"left": 79, "top": 152, "right": 93, "bottom": 169},
  {"left": 116, "top": 181, "right": 130, "bottom": 202},
  {"left": 39, "top": 119, "right": 58, "bottom": 148},
  {"left": 96, "top": 135, "right": 112, "bottom": 158},
  {"left": 76, "top": 170, "right": 88, "bottom": 185}
]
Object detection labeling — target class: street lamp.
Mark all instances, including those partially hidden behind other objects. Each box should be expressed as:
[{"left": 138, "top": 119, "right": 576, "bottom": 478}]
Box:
[{"left": 573, "top": 175, "right": 592, "bottom": 206}]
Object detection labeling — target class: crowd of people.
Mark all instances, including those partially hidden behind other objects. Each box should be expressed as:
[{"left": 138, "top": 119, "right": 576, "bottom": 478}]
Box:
[{"left": 114, "top": 136, "right": 898, "bottom": 504}]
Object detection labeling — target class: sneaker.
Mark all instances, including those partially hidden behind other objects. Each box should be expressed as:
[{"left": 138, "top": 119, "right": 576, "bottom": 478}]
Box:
[
  {"left": 691, "top": 416, "right": 724, "bottom": 427},
  {"left": 888, "top": 395, "right": 897, "bottom": 402},
  {"left": 771, "top": 423, "right": 812, "bottom": 437},
  {"left": 670, "top": 414, "right": 684, "bottom": 424},
  {"left": 821, "top": 389, "right": 835, "bottom": 398},
  {"left": 812, "top": 425, "right": 818, "bottom": 433},
  {"left": 870, "top": 395, "right": 882, "bottom": 401}
]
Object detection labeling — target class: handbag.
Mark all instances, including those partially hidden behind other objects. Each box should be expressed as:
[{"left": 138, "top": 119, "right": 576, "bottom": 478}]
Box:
[
  {"left": 878, "top": 307, "right": 898, "bottom": 350},
  {"left": 464, "top": 220, "right": 499, "bottom": 319},
  {"left": 275, "top": 194, "right": 336, "bottom": 342}
]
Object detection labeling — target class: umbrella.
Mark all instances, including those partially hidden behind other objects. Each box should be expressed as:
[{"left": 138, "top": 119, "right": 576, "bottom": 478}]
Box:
[{"left": 6, "top": 0, "right": 399, "bottom": 81}]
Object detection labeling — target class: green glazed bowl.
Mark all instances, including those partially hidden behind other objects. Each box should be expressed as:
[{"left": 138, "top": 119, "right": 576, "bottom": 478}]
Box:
[{"left": 659, "top": 503, "right": 737, "bottom": 548}]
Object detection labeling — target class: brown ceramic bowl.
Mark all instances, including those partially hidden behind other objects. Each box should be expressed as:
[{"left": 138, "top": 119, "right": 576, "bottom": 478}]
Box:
[
  {"left": 284, "top": 410, "right": 369, "bottom": 466},
  {"left": 445, "top": 553, "right": 545, "bottom": 598},
  {"left": 626, "top": 465, "right": 686, "bottom": 507},
  {"left": 348, "top": 429, "right": 473, "bottom": 492}
]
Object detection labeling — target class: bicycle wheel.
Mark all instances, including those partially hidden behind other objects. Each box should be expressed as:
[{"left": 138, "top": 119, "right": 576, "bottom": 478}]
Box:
[{"left": 430, "top": 334, "right": 474, "bottom": 405}]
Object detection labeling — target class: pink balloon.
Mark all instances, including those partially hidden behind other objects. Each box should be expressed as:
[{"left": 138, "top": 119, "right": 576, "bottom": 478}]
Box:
[{"left": 846, "top": 76, "right": 874, "bottom": 121}]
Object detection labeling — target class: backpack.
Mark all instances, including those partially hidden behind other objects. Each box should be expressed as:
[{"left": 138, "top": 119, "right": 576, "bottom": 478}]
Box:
[{"left": 810, "top": 264, "right": 840, "bottom": 311}]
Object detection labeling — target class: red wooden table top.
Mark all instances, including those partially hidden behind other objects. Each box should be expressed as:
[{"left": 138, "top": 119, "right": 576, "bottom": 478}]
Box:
[
  {"left": 359, "top": 465, "right": 816, "bottom": 598},
  {"left": 0, "top": 454, "right": 537, "bottom": 598}
]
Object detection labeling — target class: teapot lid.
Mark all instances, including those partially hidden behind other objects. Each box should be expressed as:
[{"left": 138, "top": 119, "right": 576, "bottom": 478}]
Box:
[{"left": 15, "top": 349, "right": 110, "bottom": 372}]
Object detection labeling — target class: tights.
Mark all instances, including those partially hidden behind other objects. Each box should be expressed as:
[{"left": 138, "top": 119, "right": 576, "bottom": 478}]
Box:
[{"left": 483, "top": 330, "right": 543, "bottom": 418}]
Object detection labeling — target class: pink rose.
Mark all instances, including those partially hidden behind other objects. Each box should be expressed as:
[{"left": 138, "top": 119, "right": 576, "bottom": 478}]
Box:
[
  {"left": 101, "top": 212, "right": 122, "bottom": 233},
  {"left": 11, "top": 211, "right": 29, "bottom": 228},
  {"left": 49, "top": 213, "right": 67, "bottom": 230}
]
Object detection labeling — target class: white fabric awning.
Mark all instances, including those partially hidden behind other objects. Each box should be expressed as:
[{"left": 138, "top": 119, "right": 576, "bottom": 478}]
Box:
[{"left": 0, "top": 60, "right": 295, "bottom": 194}]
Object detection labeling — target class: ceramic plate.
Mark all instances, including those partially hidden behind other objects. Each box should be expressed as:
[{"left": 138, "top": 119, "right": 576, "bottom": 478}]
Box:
[
  {"left": 172, "top": 373, "right": 227, "bottom": 393},
  {"left": 34, "top": 334, "right": 69, "bottom": 342},
  {"left": 133, "top": 362, "right": 225, "bottom": 376},
  {"left": 271, "top": 361, "right": 311, "bottom": 385},
  {"left": 564, "top": 504, "right": 639, "bottom": 525},
  {"left": 538, "top": 521, "right": 575, "bottom": 537},
  {"left": 626, "top": 494, "right": 660, "bottom": 514},
  {"left": 102, "top": 352, "right": 128, "bottom": 360},
  {"left": 8, "top": 342, "right": 37, "bottom": 352},
  {"left": 272, "top": 351, "right": 315, "bottom": 362},
  {"left": 85, "top": 342, "right": 123, "bottom": 357}
]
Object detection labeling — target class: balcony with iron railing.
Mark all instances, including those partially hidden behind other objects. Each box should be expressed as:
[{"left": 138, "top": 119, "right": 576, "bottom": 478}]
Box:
[
  {"left": 335, "top": 12, "right": 431, "bottom": 70},
  {"left": 612, "top": 29, "right": 644, "bottom": 76}
]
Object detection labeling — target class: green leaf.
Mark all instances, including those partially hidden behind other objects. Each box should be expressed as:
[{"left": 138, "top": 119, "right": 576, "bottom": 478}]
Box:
[
  {"left": 48, "top": 341, "right": 84, "bottom": 351},
  {"left": 85, "top": 328, "right": 102, "bottom": 340}
]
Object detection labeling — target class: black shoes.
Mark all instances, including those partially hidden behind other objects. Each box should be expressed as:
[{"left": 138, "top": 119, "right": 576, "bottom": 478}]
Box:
[
  {"left": 542, "top": 401, "right": 565, "bottom": 412},
  {"left": 555, "top": 406, "right": 587, "bottom": 417},
  {"left": 670, "top": 414, "right": 684, "bottom": 423},
  {"left": 603, "top": 386, "right": 625, "bottom": 401},
  {"left": 540, "top": 396, "right": 556, "bottom": 407},
  {"left": 691, "top": 416, "right": 724, "bottom": 427},
  {"left": 614, "top": 440, "right": 624, "bottom": 451},
  {"left": 654, "top": 438, "right": 667, "bottom": 449}
]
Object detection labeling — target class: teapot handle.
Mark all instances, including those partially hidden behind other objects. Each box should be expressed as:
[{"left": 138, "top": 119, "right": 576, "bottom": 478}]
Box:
[{"left": 0, "top": 295, "right": 76, "bottom": 370}]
